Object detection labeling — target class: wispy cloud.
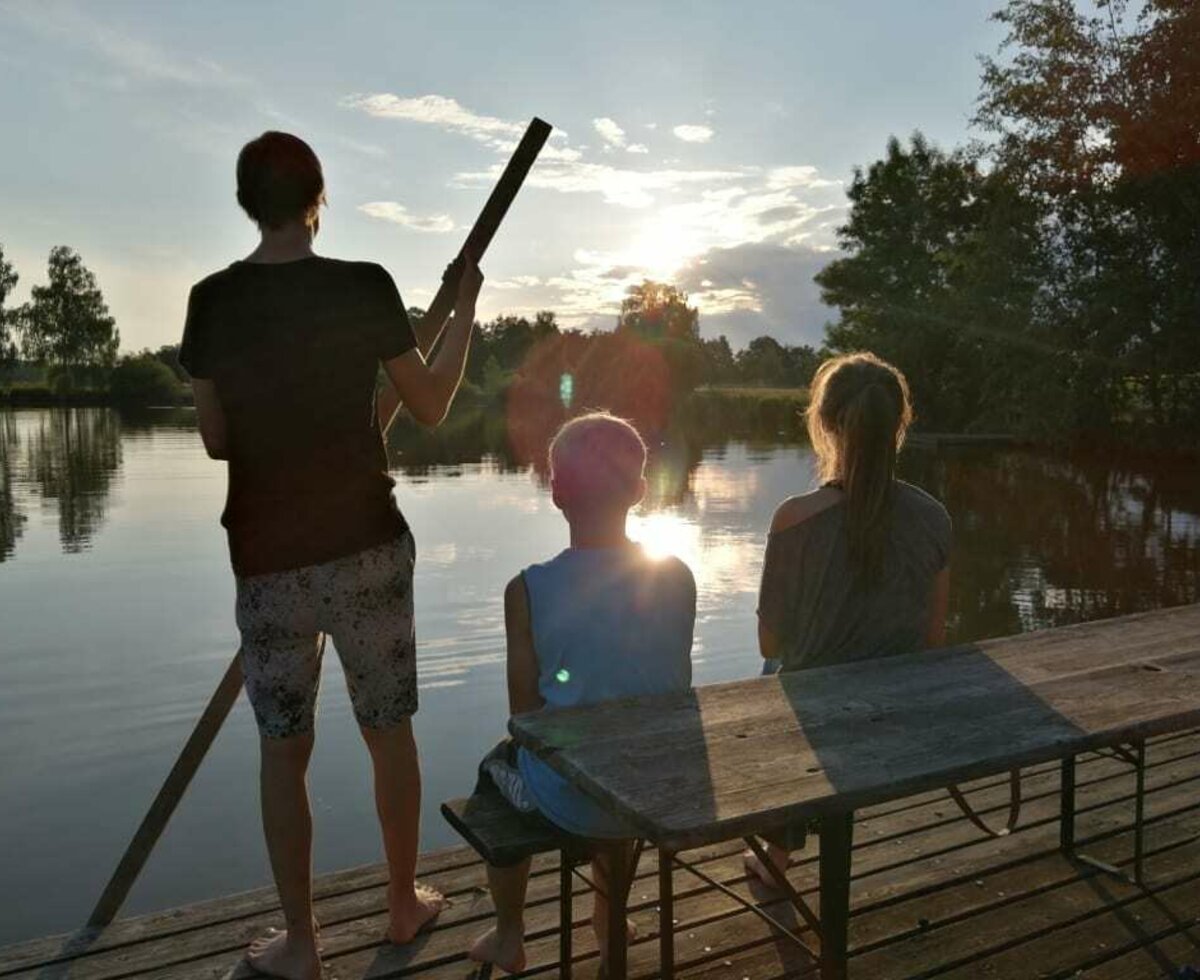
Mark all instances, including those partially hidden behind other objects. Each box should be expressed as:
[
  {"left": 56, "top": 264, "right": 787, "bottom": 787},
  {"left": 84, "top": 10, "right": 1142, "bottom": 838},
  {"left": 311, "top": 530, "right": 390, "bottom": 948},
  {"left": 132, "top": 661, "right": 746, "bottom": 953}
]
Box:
[
  {"left": 626, "top": 143, "right": 649, "bottom": 155},
  {"left": 342, "top": 93, "right": 522, "bottom": 150},
  {"left": 452, "top": 161, "right": 746, "bottom": 209},
  {"left": 6, "top": 1, "right": 246, "bottom": 89},
  {"left": 489, "top": 275, "right": 542, "bottom": 290},
  {"left": 766, "top": 166, "right": 841, "bottom": 190},
  {"left": 358, "top": 201, "right": 455, "bottom": 233},
  {"left": 592, "top": 117, "right": 626, "bottom": 150},
  {"left": 673, "top": 124, "right": 714, "bottom": 144}
]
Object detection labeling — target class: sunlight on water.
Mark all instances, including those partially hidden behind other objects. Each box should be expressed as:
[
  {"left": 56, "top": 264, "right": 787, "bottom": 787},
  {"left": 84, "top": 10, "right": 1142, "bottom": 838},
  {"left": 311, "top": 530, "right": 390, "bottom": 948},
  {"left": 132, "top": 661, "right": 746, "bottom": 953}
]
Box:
[{"left": 628, "top": 510, "right": 701, "bottom": 562}]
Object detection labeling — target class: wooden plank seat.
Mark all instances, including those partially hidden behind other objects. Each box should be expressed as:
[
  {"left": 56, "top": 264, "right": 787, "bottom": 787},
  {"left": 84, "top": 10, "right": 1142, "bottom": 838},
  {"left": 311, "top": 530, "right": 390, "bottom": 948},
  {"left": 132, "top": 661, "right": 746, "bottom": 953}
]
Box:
[
  {"left": 441, "top": 790, "right": 645, "bottom": 978},
  {"left": 440, "top": 792, "right": 594, "bottom": 868}
]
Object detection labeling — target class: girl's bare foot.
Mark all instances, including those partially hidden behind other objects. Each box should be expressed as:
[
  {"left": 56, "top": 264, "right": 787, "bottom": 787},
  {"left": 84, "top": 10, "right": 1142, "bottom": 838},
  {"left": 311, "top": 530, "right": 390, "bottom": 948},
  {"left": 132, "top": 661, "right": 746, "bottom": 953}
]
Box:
[
  {"left": 743, "top": 844, "right": 790, "bottom": 890},
  {"left": 469, "top": 925, "right": 528, "bottom": 974},
  {"left": 246, "top": 927, "right": 321, "bottom": 980},
  {"left": 387, "top": 882, "right": 446, "bottom": 944}
]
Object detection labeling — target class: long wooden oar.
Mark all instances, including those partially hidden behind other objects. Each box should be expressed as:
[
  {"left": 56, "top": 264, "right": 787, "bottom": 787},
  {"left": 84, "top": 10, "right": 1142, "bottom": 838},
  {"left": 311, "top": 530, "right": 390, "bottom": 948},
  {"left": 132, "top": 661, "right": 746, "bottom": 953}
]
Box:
[
  {"left": 414, "top": 116, "right": 552, "bottom": 355},
  {"left": 86, "top": 653, "right": 246, "bottom": 929}
]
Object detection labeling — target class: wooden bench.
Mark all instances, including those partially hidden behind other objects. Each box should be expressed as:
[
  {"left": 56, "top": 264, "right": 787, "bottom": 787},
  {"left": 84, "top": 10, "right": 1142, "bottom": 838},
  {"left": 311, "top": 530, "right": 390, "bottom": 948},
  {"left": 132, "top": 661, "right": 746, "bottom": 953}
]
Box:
[{"left": 441, "top": 792, "right": 641, "bottom": 979}]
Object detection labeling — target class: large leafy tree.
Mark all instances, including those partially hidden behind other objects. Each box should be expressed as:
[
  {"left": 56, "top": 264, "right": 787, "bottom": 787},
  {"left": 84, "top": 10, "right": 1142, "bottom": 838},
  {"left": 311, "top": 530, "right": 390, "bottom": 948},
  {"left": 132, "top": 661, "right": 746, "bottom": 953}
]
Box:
[
  {"left": 18, "top": 247, "right": 119, "bottom": 388},
  {"left": 817, "top": 135, "right": 1048, "bottom": 430},
  {"left": 0, "top": 245, "right": 17, "bottom": 368},
  {"left": 617, "top": 281, "right": 699, "bottom": 342},
  {"left": 819, "top": 1, "right": 1198, "bottom": 442},
  {"left": 976, "top": 0, "right": 1200, "bottom": 439}
]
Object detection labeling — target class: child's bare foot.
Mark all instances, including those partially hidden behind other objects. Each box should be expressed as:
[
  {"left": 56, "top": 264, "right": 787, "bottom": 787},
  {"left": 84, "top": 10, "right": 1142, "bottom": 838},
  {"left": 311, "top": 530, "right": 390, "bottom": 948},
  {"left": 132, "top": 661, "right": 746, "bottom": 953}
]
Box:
[
  {"left": 246, "top": 927, "right": 321, "bottom": 980},
  {"left": 469, "top": 925, "right": 528, "bottom": 974},
  {"left": 592, "top": 913, "right": 638, "bottom": 952},
  {"left": 387, "top": 882, "right": 445, "bottom": 944},
  {"left": 743, "top": 844, "right": 790, "bottom": 890}
]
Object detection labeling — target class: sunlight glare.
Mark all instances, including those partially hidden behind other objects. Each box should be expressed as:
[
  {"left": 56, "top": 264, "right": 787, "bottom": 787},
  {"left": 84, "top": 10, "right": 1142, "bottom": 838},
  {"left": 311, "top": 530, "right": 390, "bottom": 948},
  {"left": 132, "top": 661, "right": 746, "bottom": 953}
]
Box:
[
  {"left": 625, "top": 217, "right": 700, "bottom": 281},
  {"left": 628, "top": 511, "right": 702, "bottom": 563}
]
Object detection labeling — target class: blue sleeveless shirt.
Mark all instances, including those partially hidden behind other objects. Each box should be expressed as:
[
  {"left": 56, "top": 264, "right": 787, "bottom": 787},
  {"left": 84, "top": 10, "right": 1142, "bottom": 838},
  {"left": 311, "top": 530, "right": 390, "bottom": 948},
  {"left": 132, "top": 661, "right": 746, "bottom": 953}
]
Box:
[{"left": 517, "top": 545, "right": 696, "bottom": 838}]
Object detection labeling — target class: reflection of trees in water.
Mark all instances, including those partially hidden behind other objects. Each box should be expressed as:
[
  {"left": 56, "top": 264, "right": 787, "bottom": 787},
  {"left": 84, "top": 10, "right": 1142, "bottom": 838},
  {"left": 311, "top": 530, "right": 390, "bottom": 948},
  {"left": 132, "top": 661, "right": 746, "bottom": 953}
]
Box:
[
  {"left": 900, "top": 448, "right": 1200, "bottom": 643},
  {"left": 386, "top": 402, "right": 520, "bottom": 479},
  {"left": 0, "top": 413, "right": 26, "bottom": 562},
  {"left": 22, "top": 408, "right": 122, "bottom": 553},
  {"left": 386, "top": 398, "right": 709, "bottom": 506}
]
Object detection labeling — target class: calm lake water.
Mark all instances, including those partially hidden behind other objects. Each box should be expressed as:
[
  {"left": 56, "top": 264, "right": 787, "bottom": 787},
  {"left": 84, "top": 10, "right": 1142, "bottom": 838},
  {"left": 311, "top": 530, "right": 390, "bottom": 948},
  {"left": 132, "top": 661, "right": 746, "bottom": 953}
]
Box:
[{"left": 1, "top": 405, "right": 1198, "bottom": 944}]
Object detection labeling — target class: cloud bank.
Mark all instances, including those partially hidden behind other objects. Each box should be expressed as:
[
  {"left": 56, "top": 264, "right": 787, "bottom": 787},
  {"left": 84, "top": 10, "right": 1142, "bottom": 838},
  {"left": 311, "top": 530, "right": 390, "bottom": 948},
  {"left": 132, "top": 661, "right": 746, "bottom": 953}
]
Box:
[{"left": 345, "top": 92, "right": 845, "bottom": 345}]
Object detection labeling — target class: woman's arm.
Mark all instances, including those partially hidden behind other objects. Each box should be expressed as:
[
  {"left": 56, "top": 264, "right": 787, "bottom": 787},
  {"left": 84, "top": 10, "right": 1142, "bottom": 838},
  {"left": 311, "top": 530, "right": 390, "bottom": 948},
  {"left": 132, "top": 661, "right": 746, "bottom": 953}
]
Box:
[
  {"left": 504, "top": 574, "right": 544, "bottom": 716},
  {"left": 925, "top": 566, "right": 951, "bottom": 649},
  {"left": 192, "top": 379, "right": 229, "bottom": 460},
  {"left": 379, "top": 255, "right": 483, "bottom": 432},
  {"left": 757, "top": 498, "right": 804, "bottom": 661}
]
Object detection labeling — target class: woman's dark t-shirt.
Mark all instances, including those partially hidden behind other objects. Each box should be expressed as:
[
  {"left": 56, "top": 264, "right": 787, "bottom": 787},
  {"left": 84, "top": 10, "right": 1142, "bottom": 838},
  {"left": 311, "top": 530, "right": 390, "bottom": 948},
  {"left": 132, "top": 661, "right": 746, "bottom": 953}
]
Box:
[{"left": 179, "top": 257, "right": 417, "bottom": 578}]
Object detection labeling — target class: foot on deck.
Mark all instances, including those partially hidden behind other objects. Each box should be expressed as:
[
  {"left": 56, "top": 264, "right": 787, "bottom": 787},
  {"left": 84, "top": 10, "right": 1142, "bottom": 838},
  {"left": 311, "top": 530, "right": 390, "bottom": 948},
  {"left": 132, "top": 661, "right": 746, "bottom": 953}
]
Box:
[
  {"left": 469, "top": 926, "right": 528, "bottom": 975},
  {"left": 387, "top": 882, "right": 446, "bottom": 944},
  {"left": 743, "top": 844, "right": 790, "bottom": 891},
  {"left": 245, "top": 927, "right": 322, "bottom": 980},
  {"left": 592, "top": 915, "right": 639, "bottom": 956}
]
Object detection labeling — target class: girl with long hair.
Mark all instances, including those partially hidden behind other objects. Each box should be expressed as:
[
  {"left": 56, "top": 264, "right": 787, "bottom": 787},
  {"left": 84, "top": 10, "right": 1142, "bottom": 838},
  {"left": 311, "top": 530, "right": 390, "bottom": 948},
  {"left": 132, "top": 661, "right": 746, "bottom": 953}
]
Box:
[{"left": 746, "top": 351, "right": 952, "bottom": 886}]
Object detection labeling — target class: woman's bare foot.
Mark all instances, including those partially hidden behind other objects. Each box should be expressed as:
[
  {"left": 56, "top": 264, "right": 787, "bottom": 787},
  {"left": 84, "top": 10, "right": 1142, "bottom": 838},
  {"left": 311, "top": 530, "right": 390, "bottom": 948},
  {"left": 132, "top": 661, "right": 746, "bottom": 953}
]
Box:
[
  {"left": 387, "top": 882, "right": 446, "bottom": 944},
  {"left": 246, "top": 927, "right": 321, "bottom": 980},
  {"left": 469, "top": 925, "right": 527, "bottom": 974},
  {"left": 743, "top": 844, "right": 790, "bottom": 890}
]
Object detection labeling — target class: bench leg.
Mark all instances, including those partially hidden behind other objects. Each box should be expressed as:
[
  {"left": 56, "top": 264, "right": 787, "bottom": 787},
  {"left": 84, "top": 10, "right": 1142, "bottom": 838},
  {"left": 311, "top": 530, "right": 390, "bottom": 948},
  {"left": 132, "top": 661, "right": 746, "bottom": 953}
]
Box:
[
  {"left": 1133, "top": 738, "right": 1146, "bottom": 885},
  {"left": 560, "top": 849, "right": 573, "bottom": 979},
  {"left": 1060, "top": 755, "right": 1076, "bottom": 852},
  {"left": 659, "top": 847, "right": 675, "bottom": 980},
  {"left": 1062, "top": 744, "right": 1147, "bottom": 885},
  {"left": 819, "top": 810, "right": 854, "bottom": 980}
]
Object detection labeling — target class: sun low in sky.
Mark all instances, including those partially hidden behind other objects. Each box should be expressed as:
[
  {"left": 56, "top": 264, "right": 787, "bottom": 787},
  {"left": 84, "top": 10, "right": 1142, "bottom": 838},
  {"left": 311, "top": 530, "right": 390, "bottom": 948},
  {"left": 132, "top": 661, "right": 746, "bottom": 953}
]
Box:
[{"left": 0, "top": 0, "right": 1003, "bottom": 354}]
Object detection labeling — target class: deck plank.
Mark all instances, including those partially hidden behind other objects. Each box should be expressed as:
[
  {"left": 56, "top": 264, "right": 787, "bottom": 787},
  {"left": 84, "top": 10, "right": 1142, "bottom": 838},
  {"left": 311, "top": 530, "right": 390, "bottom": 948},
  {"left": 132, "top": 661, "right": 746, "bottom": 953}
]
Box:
[{"left": 4, "top": 732, "right": 1192, "bottom": 979}]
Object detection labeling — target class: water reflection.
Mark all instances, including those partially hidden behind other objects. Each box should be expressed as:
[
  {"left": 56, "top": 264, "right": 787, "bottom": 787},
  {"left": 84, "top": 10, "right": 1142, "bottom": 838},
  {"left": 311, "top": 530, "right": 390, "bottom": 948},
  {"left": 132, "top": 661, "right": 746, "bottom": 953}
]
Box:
[
  {"left": 0, "top": 408, "right": 123, "bottom": 558},
  {"left": 899, "top": 447, "right": 1200, "bottom": 642},
  {"left": 0, "top": 413, "right": 26, "bottom": 562},
  {"left": 2, "top": 406, "right": 1198, "bottom": 644}
]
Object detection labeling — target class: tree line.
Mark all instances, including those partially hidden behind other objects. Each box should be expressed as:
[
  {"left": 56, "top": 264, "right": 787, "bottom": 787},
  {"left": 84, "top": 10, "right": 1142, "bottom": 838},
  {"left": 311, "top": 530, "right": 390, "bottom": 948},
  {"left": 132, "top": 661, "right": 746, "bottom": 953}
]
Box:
[{"left": 0, "top": 241, "right": 818, "bottom": 406}]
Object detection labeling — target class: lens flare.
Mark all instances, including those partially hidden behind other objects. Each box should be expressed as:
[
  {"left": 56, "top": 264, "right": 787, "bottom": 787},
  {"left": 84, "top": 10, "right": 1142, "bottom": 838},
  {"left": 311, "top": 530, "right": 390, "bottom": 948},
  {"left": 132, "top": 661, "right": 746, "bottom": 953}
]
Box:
[{"left": 559, "top": 373, "right": 574, "bottom": 408}]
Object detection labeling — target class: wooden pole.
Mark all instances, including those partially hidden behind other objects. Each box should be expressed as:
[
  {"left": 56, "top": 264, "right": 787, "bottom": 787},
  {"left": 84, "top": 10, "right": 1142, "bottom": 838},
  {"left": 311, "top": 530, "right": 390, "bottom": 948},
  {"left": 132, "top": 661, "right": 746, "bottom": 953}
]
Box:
[
  {"left": 86, "top": 652, "right": 246, "bottom": 929},
  {"left": 413, "top": 117, "right": 553, "bottom": 356}
]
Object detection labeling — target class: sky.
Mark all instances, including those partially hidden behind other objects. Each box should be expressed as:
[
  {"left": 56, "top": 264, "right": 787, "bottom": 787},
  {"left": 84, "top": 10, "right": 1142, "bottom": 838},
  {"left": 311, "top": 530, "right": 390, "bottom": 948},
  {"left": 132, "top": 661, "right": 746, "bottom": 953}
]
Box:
[{"left": 0, "top": 1, "right": 1005, "bottom": 353}]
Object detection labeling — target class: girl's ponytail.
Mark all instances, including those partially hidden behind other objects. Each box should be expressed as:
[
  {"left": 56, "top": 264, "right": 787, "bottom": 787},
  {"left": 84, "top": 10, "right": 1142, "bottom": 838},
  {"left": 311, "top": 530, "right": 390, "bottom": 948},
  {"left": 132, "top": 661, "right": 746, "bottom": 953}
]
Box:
[{"left": 806, "top": 353, "right": 913, "bottom": 585}]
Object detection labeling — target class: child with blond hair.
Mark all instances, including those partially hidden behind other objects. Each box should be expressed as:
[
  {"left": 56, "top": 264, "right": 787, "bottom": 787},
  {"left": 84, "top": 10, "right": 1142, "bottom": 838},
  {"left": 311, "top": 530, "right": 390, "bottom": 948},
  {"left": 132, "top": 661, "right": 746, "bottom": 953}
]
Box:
[{"left": 470, "top": 412, "right": 696, "bottom": 973}]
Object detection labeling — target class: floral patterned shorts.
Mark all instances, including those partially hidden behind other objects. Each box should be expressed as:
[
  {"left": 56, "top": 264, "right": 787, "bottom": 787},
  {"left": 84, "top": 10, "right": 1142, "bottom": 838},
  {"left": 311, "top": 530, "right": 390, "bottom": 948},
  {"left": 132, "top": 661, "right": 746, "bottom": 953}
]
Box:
[{"left": 236, "top": 532, "right": 418, "bottom": 739}]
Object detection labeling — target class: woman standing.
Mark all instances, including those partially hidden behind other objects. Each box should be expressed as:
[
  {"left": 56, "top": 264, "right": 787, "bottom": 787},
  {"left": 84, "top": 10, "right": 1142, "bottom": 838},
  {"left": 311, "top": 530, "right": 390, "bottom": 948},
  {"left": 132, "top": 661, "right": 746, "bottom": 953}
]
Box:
[
  {"left": 181, "top": 132, "right": 482, "bottom": 979},
  {"left": 747, "top": 352, "right": 952, "bottom": 886}
]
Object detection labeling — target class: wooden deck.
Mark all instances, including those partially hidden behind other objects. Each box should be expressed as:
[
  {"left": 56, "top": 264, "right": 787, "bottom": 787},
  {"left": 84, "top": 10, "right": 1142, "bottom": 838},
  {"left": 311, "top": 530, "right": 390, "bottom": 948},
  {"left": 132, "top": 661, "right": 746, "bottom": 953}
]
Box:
[{"left": 3, "top": 730, "right": 1199, "bottom": 979}]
